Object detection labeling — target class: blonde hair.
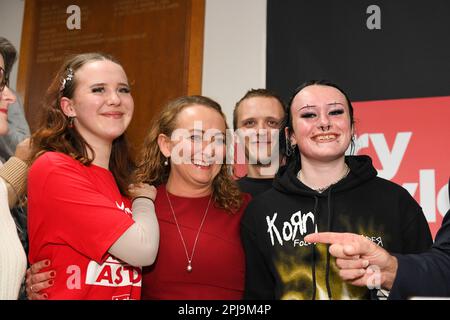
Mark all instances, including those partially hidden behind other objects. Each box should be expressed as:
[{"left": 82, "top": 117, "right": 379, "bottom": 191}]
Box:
[{"left": 134, "top": 95, "right": 243, "bottom": 213}]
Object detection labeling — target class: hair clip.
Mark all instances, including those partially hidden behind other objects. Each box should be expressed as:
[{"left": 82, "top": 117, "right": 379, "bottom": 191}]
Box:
[{"left": 60, "top": 68, "right": 74, "bottom": 92}]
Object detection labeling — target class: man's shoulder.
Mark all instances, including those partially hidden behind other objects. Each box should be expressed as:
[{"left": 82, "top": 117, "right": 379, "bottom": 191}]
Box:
[
  {"left": 246, "top": 186, "right": 282, "bottom": 210},
  {"left": 237, "top": 176, "right": 274, "bottom": 198}
]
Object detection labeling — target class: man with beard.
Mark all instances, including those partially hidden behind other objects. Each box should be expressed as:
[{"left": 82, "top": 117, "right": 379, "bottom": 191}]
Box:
[{"left": 233, "top": 89, "right": 285, "bottom": 197}]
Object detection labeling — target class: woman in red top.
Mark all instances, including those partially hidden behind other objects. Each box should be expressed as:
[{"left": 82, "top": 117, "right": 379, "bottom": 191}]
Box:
[
  {"left": 28, "top": 95, "right": 250, "bottom": 300},
  {"left": 134, "top": 95, "right": 250, "bottom": 299}
]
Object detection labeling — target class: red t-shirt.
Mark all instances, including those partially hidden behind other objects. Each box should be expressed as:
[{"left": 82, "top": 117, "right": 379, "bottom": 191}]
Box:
[
  {"left": 141, "top": 184, "right": 251, "bottom": 300},
  {"left": 28, "top": 152, "right": 141, "bottom": 300}
]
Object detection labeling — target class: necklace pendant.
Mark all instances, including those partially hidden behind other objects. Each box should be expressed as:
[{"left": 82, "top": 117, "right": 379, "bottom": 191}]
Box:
[{"left": 187, "top": 263, "right": 193, "bottom": 273}]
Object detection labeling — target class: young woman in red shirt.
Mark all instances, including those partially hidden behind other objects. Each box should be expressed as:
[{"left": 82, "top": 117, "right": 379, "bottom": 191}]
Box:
[{"left": 26, "top": 53, "right": 159, "bottom": 300}]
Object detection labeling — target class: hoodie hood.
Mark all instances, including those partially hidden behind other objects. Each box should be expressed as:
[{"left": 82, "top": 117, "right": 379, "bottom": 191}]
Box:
[{"left": 273, "top": 155, "right": 378, "bottom": 197}]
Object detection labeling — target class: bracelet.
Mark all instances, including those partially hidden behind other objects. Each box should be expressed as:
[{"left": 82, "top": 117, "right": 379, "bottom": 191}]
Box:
[{"left": 132, "top": 196, "right": 154, "bottom": 202}]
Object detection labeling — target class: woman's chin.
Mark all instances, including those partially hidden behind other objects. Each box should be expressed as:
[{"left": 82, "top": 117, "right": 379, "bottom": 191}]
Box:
[{"left": 304, "top": 150, "right": 347, "bottom": 162}]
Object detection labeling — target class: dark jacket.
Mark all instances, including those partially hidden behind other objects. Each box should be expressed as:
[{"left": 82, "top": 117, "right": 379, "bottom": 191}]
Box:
[
  {"left": 237, "top": 176, "right": 274, "bottom": 198},
  {"left": 241, "top": 155, "right": 433, "bottom": 300},
  {"left": 389, "top": 209, "right": 450, "bottom": 299}
]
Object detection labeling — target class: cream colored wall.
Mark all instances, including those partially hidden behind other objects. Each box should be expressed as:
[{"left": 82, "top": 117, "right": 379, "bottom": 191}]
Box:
[{"left": 202, "top": 0, "right": 267, "bottom": 128}]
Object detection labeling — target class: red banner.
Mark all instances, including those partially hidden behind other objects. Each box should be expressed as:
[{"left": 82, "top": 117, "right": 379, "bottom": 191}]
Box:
[{"left": 354, "top": 96, "right": 450, "bottom": 237}]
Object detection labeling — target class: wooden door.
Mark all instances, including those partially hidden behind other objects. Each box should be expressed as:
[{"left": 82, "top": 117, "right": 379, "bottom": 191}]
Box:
[{"left": 17, "top": 0, "right": 204, "bottom": 151}]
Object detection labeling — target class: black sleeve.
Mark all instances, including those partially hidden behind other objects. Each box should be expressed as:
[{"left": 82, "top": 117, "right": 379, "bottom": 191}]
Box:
[
  {"left": 389, "top": 210, "right": 450, "bottom": 299},
  {"left": 398, "top": 189, "right": 433, "bottom": 253},
  {"left": 240, "top": 201, "right": 275, "bottom": 299}
]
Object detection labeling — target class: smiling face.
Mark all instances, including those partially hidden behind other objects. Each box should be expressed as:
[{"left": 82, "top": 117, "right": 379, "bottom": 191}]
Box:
[
  {"left": 160, "top": 104, "right": 227, "bottom": 193},
  {"left": 0, "top": 54, "right": 17, "bottom": 136},
  {"left": 236, "top": 96, "right": 284, "bottom": 165},
  {"left": 289, "top": 84, "right": 353, "bottom": 163},
  {"left": 60, "top": 59, "right": 134, "bottom": 146}
]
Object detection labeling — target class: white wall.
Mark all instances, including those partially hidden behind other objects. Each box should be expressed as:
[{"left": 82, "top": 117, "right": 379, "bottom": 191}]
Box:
[
  {"left": 202, "top": 0, "right": 267, "bottom": 128},
  {"left": 0, "top": 0, "right": 25, "bottom": 92}
]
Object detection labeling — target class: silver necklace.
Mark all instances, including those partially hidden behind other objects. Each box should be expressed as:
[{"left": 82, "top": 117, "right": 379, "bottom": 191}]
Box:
[
  {"left": 297, "top": 164, "right": 350, "bottom": 193},
  {"left": 165, "top": 188, "right": 212, "bottom": 273}
]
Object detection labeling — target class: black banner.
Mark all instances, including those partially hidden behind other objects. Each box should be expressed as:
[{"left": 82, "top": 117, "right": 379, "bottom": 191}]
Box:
[{"left": 267, "top": 0, "right": 450, "bottom": 102}]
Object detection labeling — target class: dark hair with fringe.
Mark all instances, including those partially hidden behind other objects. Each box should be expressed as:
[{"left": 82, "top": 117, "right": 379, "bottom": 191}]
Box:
[
  {"left": 280, "top": 80, "right": 356, "bottom": 168},
  {"left": 0, "top": 37, "right": 17, "bottom": 76}
]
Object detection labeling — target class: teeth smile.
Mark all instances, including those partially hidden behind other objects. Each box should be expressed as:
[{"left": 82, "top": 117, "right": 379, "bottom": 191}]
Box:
[
  {"left": 316, "top": 135, "right": 337, "bottom": 141},
  {"left": 193, "top": 160, "right": 210, "bottom": 167}
]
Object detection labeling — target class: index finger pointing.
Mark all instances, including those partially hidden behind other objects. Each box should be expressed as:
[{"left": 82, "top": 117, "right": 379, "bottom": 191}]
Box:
[{"left": 305, "top": 232, "right": 357, "bottom": 245}]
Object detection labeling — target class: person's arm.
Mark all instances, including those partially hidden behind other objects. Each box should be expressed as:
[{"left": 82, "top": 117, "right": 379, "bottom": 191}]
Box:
[
  {"left": 0, "top": 139, "right": 31, "bottom": 208},
  {"left": 108, "top": 183, "right": 159, "bottom": 267},
  {"left": 0, "top": 138, "right": 32, "bottom": 207},
  {"left": 241, "top": 202, "right": 276, "bottom": 299},
  {"left": 389, "top": 210, "right": 450, "bottom": 299},
  {"left": 0, "top": 156, "right": 28, "bottom": 207}
]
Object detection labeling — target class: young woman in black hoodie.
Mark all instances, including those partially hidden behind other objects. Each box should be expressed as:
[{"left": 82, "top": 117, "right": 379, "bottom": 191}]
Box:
[{"left": 241, "top": 80, "right": 432, "bottom": 300}]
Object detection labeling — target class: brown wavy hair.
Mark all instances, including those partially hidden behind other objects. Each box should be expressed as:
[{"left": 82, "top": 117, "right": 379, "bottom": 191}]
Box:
[
  {"left": 133, "top": 95, "right": 243, "bottom": 213},
  {"left": 30, "top": 53, "right": 135, "bottom": 196}
]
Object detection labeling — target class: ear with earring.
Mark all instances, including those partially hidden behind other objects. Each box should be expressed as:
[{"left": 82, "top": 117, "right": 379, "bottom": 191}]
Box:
[
  {"left": 284, "top": 127, "right": 297, "bottom": 157},
  {"left": 349, "top": 133, "right": 356, "bottom": 155},
  {"left": 68, "top": 117, "right": 75, "bottom": 128},
  {"left": 285, "top": 136, "right": 296, "bottom": 157}
]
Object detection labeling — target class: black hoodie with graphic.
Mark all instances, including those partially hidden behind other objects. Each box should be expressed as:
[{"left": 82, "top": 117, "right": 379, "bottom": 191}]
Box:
[{"left": 241, "top": 155, "right": 432, "bottom": 300}]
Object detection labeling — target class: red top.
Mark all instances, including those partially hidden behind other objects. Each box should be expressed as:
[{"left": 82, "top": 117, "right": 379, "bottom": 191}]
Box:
[
  {"left": 28, "top": 152, "right": 141, "bottom": 300},
  {"left": 141, "top": 184, "right": 251, "bottom": 300}
]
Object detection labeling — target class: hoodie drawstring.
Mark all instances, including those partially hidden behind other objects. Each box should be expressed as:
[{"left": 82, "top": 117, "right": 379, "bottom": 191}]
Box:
[
  {"left": 311, "top": 195, "right": 319, "bottom": 300},
  {"left": 325, "top": 187, "right": 334, "bottom": 300}
]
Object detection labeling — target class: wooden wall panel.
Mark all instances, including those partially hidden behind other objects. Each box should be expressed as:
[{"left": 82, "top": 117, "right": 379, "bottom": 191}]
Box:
[{"left": 17, "top": 0, "right": 205, "bottom": 150}]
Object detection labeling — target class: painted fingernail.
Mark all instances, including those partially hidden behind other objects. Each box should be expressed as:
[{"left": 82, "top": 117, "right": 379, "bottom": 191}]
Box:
[
  {"left": 49, "top": 271, "right": 56, "bottom": 278},
  {"left": 43, "top": 293, "right": 48, "bottom": 299},
  {"left": 44, "top": 260, "right": 50, "bottom": 266},
  {"left": 49, "top": 280, "right": 54, "bottom": 286}
]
